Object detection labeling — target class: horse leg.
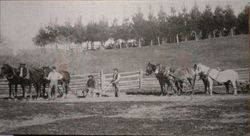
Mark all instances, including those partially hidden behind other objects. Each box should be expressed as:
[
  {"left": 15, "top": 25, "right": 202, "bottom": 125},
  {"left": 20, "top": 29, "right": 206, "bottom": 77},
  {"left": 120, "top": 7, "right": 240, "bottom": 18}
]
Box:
[
  {"left": 202, "top": 79, "right": 208, "bottom": 94},
  {"left": 42, "top": 83, "right": 47, "bottom": 98},
  {"left": 65, "top": 83, "right": 69, "bottom": 98},
  {"left": 208, "top": 78, "right": 213, "bottom": 95},
  {"left": 160, "top": 85, "right": 164, "bottom": 96},
  {"left": 21, "top": 85, "right": 26, "bottom": 99},
  {"left": 175, "top": 81, "right": 180, "bottom": 95},
  {"left": 14, "top": 84, "right": 18, "bottom": 98},
  {"left": 231, "top": 80, "right": 237, "bottom": 95},
  {"left": 224, "top": 82, "right": 230, "bottom": 94},
  {"left": 8, "top": 84, "right": 12, "bottom": 99},
  {"left": 35, "top": 84, "right": 40, "bottom": 100},
  {"left": 187, "top": 78, "right": 194, "bottom": 95},
  {"left": 62, "top": 82, "right": 66, "bottom": 98}
]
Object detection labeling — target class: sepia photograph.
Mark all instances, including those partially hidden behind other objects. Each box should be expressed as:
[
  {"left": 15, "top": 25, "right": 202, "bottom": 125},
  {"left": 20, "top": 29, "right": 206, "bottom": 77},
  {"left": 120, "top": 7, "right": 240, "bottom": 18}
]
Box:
[{"left": 0, "top": 0, "right": 249, "bottom": 135}]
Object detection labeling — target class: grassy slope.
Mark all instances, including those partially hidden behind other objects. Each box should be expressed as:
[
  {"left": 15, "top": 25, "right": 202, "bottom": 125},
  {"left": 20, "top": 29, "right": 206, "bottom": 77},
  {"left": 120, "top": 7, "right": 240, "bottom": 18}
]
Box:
[{"left": 0, "top": 35, "right": 248, "bottom": 74}]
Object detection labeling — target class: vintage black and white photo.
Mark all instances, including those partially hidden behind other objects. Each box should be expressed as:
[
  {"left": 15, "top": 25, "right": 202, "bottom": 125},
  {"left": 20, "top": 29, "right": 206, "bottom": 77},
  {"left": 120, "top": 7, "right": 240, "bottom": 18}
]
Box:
[{"left": 0, "top": 0, "right": 249, "bottom": 135}]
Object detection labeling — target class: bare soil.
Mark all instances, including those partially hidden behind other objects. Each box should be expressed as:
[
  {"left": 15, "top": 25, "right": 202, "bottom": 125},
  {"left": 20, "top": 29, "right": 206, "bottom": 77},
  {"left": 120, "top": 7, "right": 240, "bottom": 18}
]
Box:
[{"left": 0, "top": 94, "right": 249, "bottom": 135}]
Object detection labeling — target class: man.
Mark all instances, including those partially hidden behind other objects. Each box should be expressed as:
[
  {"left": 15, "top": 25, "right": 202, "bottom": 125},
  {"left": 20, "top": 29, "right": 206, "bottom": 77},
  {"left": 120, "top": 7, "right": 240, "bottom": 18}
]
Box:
[
  {"left": 82, "top": 75, "right": 96, "bottom": 97},
  {"left": 46, "top": 66, "right": 63, "bottom": 100},
  {"left": 18, "top": 63, "right": 28, "bottom": 79},
  {"left": 111, "top": 68, "right": 120, "bottom": 97}
]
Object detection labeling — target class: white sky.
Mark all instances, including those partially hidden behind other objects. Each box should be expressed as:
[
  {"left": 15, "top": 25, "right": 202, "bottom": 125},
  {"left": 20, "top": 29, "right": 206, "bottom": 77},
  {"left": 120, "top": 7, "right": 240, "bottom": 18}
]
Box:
[{"left": 0, "top": 0, "right": 248, "bottom": 49}]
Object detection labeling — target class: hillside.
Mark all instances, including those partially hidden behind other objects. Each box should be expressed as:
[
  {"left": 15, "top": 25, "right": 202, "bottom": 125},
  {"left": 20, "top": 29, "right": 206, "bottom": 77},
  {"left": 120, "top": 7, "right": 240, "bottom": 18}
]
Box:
[{"left": 0, "top": 35, "right": 248, "bottom": 74}]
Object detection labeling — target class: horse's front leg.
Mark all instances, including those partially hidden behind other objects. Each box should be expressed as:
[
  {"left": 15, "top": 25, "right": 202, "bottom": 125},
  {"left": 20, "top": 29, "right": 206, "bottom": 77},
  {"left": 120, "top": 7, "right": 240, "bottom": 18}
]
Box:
[
  {"left": 231, "top": 80, "right": 237, "bottom": 95},
  {"left": 8, "top": 83, "right": 12, "bottom": 99},
  {"left": 202, "top": 79, "right": 209, "bottom": 94},
  {"left": 14, "top": 84, "right": 18, "bottom": 98},
  {"left": 208, "top": 77, "right": 214, "bottom": 95},
  {"left": 160, "top": 84, "right": 165, "bottom": 96},
  {"left": 224, "top": 82, "right": 230, "bottom": 94},
  {"left": 187, "top": 78, "right": 194, "bottom": 95},
  {"left": 42, "top": 83, "right": 47, "bottom": 98},
  {"left": 175, "top": 81, "right": 180, "bottom": 95},
  {"left": 61, "top": 82, "right": 66, "bottom": 98},
  {"left": 21, "top": 84, "right": 26, "bottom": 99},
  {"left": 35, "top": 84, "right": 40, "bottom": 100},
  {"left": 28, "top": 84, "right": 32, "bottom": 99}
]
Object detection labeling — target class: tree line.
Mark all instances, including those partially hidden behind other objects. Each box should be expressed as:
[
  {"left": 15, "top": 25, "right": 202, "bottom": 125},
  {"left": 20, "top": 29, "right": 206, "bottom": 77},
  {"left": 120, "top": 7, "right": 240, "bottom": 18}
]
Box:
[{"left": 33, "top": 4, "right": 248, "bottom": 50}]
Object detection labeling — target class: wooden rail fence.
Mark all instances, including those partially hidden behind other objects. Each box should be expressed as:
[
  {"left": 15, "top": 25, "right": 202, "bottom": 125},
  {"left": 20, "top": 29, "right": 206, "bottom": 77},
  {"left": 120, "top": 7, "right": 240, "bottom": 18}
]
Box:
[{"left": 0, "top": 68, "right": 249, "bottom": 95}]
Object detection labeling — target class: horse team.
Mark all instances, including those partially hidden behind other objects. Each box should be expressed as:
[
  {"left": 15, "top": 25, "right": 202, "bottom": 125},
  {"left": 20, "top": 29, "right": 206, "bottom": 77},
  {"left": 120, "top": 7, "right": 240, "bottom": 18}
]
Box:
[
  {"left": 146, "top": 62, "right": 240, "bottom": 96},
  {"left": 0, "top": 63, "right": 70, "bottom": 100},
  {"left": 0, "top": 61, "right": 241, "bottom": 100}
]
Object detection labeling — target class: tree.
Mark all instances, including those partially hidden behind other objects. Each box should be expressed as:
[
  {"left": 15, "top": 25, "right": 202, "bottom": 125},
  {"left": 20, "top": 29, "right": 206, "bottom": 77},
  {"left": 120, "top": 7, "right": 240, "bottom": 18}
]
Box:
[
  {"left": 157, "top": 5, "right": 168, "bottom": 43},
  {"left": 33, "top": 27, "right": 50, "bottom": 47},
  {"left": 73, "top": 17, "right": 86, "bottom": 45},
  {"left": 141, "top": 4, "right": 160, "bottom": 46},
  {"left": 189, "top": 4, "right": 201, "bottom": 40},
  {"left": 199, "top": 5, "right": 215, "bottom": 38},
  {"left": 96, "top": 18, "right": 110, "bottom": 48},
  {"left": 131, "top": 7, "right": 147, "bottom": 47},
  {"left": 236, "top": 5, "right": 249, "bottom": 34},
  {"left": 214, "top": 6, "right": 225, "bottom": 37},
  {"left": 86, "top": 22, "right": 98, "bottom": 49},
  {"left": 223, "top": 5, "right": 237, "bottom": 36}
]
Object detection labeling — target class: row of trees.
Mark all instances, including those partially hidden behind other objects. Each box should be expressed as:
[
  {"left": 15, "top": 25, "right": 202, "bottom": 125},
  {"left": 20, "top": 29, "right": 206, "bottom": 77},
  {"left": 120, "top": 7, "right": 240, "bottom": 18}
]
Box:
[{"left": 33, "top": 4, "right": 248, "bottom": 49}]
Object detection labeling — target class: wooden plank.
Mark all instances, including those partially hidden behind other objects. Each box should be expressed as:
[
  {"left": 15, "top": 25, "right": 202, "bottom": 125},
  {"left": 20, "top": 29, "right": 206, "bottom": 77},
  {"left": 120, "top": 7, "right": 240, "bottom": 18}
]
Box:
[
  {"left": 234, "top": 68, "right": 249, "bottom": 71},
  {"left": 71, "top": 72, "right": 100, "bottom": 78}
]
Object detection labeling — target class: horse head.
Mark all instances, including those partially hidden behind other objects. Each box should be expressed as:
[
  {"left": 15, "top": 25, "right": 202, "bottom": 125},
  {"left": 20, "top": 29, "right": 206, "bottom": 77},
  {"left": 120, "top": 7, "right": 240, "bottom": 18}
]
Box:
[
  {"left": 0, "top": 64, "right": 15, "bottom": 79},
  {"left": 42, "top": 66, "right": 51, "bottom": 79},
  {"left": 145, "top": 62, "right": 156, "bottom": 76},
  {"left": 193, "top": 63, "right": 204, "bottom": 75}
]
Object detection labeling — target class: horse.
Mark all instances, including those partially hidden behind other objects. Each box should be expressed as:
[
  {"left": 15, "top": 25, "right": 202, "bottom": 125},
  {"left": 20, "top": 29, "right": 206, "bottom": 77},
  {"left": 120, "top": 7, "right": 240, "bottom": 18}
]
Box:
[
  {"left": 145, "top": 62, "right": 176, "bottom": 96},
  {"left": 42, "top": 66, "right": 70, "bottom": 98},
  {"left": 193, "top": 63, "right": 239, "bottom": 95},
  {"left": 156, "top": 66, "right": 199, "bottom": 95},
  {"left": 0, "top": 64, "right": 32, "bottom": 99},
  {"left": 28, "top": 67, "right": 45, "bottom": 99}
]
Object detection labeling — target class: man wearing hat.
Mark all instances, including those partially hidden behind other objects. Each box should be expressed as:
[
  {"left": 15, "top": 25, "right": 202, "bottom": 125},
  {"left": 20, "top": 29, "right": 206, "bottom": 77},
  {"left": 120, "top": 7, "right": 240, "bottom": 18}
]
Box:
[
  {"left": 46, "top": 66, "right": 63, "bottom": 100},
  {"left": 82, "top": 75, "right": 96, "bottom": 97},
  {"left": 111, "top": 68, "right": 120, "bottom": 97},
  {"left": 18, "top": 63, "right": 28, "bottom": 79}
]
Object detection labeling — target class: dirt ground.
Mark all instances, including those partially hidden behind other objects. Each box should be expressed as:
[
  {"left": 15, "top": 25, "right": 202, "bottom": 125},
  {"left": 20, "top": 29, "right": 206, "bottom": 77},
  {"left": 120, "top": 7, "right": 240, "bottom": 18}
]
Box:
[{"left": 0, "top": 94, "right": 249, "bottom": 135}]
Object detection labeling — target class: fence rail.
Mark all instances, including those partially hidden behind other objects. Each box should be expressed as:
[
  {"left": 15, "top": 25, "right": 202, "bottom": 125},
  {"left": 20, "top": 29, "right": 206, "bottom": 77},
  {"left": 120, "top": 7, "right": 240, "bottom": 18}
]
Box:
[{"left": 0, "top": 68, "right": 249, "bottom": 94}]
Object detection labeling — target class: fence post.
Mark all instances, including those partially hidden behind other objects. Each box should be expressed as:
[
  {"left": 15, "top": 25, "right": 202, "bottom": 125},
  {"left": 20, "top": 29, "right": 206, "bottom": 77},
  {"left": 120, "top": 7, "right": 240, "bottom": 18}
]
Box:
[
  {"left": 139, "top": 69, "right": 143, "bottom": 89},
  {"left": 100, "top": 69, "right": 105, "bottom": 90}
]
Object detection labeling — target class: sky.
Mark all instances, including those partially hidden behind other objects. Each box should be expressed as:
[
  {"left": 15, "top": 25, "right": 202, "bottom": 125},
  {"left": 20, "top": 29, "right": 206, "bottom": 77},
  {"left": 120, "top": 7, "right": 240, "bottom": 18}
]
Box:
[{"left": 0, "top": 0, "right": 248, "bottom": 49}]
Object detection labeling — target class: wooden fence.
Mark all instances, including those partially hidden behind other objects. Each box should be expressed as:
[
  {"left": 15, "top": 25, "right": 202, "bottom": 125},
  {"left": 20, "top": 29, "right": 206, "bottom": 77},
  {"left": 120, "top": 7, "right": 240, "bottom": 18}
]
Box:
[{"left": 0, "top": 68, "right": 249, "bottom": 95}]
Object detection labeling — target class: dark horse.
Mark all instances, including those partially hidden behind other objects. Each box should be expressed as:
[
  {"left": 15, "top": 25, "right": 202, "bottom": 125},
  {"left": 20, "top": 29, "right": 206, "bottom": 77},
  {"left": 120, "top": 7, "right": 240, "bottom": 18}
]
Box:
[
  {"left": 42, "top": 66, "right": 70, "bottom": 98},
  {"left": 0, "top": 64, "right": 44, "bottom": 99},
  {"left": 145, "top": 62, "right": 176, "bottom": 95}
]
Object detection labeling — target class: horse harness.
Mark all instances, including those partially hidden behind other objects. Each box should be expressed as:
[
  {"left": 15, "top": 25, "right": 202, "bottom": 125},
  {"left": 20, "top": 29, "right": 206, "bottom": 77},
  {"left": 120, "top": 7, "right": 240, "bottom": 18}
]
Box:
[{"left": 206, "top": 68, "right": 220, "bottom": 81}]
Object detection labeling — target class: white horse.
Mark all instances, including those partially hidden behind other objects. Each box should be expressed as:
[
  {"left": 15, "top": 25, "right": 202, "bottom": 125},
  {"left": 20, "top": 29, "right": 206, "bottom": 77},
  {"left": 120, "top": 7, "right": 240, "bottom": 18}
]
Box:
[{"left": 193, "top": 63, "right": 239, "bottom": 95}]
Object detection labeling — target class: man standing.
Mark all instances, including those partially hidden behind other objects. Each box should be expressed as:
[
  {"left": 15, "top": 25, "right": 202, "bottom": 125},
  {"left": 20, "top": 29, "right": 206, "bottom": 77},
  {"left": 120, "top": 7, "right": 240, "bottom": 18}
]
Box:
[
  {"left": 111, "top": 68, "right": 120, "bottom": 97},
  {"left": 46, "top": 66, "right": 63, "bottom": 100}
]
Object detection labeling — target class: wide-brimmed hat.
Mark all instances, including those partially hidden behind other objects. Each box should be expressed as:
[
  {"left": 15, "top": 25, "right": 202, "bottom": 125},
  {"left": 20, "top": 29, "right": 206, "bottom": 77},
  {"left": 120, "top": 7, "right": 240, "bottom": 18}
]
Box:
[
  {"left": 88, "top": 75, "right": 94, "bottom": 78},
  {"left": 20, "top": 63, "right": 26, "bottom": 66},
  {"left": 113, "top": 68, "right": 118, "bottom": 72}
]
